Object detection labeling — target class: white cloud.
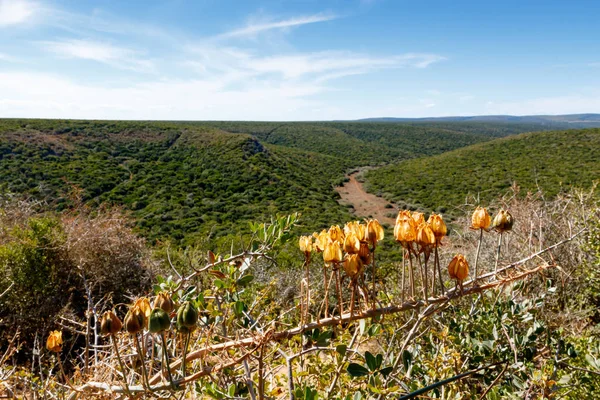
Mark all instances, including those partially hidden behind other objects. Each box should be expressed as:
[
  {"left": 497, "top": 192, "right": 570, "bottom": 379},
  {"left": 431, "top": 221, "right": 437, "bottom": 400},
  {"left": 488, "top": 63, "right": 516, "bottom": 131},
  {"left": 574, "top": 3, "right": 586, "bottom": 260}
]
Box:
[
  {"left": 39, "top": 39, "right": 155, "bottom": 73},
  {"left": 0, "top": 71, "right": 327, "bottom": 120},
  {"left": 0, "top": 52, "right": 19, "bottom": 62},
  {"left": 184, "top": 45, "right": 444, "bottom": 82},
  {"left": 215, "top": 13, "right": 337, "bottom": 39},
  {"left": 0, "top": 0, "right": 38, "bottom": 27}
]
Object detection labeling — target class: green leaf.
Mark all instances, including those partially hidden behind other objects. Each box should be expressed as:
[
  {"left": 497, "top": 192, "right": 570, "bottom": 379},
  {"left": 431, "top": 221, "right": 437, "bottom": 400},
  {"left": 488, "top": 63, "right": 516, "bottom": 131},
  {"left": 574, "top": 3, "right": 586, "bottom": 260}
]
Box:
[
  {"left": 365, "top": 352, "right": 377, "bottom": 371},
  {"left": 236, "top": 275, "right": 254, "bottom": 287},
  {"left": 347, "top": 363, "right": 370, "bottom": 377},
  {"left": 227, "top": 383, "right": 236, "bottom": 397},
  {"left": 352, "top": 392, "right": 362, "bottom": 400},
  {"left": 585, "top": 354, "right": 598, "bottom": 369},
  {"left": 379, "top": 366, "right": 393, "bottom": 377},
  {"left": 213, "top": 279, "right": 225, "bottom": 289},
  {"left": 375, "top": 353, "right": 383, "bottom": 370},
  {"left": 336, "top": 344, "right": 347, "bottom": 356},
  {"left": 402, "top": 350, "right": 413, "bottom": 371},
  {"left": 368, "top": 324, "right": 381, "bottom": 337}
]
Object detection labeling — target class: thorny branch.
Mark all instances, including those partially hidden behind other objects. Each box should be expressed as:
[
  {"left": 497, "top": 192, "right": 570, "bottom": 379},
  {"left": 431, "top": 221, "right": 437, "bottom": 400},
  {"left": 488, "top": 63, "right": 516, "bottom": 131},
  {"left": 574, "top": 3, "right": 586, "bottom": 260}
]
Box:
[{"left": 69, "top": 230, "right": 584, "bottom": 398}]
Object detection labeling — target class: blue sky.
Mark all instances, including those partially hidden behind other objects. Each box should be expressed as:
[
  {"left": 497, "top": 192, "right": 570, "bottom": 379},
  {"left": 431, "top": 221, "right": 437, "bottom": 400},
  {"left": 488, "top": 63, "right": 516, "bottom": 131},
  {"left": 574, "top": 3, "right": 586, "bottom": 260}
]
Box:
[{"left": 0, "top": 0, "right": 599, "bottom": 120}]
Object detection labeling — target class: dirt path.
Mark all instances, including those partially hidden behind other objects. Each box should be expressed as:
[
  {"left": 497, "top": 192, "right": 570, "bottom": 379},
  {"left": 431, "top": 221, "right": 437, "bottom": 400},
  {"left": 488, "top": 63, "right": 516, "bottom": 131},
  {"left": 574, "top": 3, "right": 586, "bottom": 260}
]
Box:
[{"left": 335, "top": 170, "right": 397, "bottom": 226}]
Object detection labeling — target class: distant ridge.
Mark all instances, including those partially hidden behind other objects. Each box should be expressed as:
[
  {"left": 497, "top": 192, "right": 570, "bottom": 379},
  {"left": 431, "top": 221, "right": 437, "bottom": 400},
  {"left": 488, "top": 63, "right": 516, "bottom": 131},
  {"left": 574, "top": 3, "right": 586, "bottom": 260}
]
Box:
[{"left": 356, "top": 113, "right": 600, "bottom": 126}]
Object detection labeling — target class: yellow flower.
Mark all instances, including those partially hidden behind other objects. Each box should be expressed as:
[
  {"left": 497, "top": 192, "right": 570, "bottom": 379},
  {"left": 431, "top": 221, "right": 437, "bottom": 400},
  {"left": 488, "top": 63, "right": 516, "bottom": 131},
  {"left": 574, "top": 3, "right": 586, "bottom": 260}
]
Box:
[
  {"left": 492, "top": 209, "right": 514, "bottom": 233},
  {"left": 343, "top": 254, "right": 364, "bottom": 279},
  {"left": 344, "top": 221, "right": 366, "bottom": 241},
  {"left": 328, "top": 225, "right": 344, "bottom": 243},
  {"left": 471, "top": 206, "right": 491, "bottom": 230},
  {"left": 323, "top": 240, "right": 343, "bottom": 263},
  {"left": 366, "top": 219, "right": 384, "bottom": 246},
  {"left": 155, "top": 292, "right": 174, "bottom": 314},
  {"left": 416, "top": 222, "right": 436, "bottom": 248},
  {"left": 394, "top": 211, "right": 417, "bottom": 244},
  {"left": 46, "top": 330, "right": 63, "bottom": 353},
  {"left": 299, "top": 235, "right": 313, "bottom": 254},
  {"left": 313, "top": 230, "right": 329, "bottom": 252},
  {"left": 343, "top": 232, "right": 361, "bottom": 254},
  {"left": 134, "top": 297, "right": 152, "bottom": 320},
  {"left": 427, "top": 213, "right": 447, "bottom": 240},
  {"left": 100, "top": 311, "right": 122, "bottom": 336},
  {"left": 358, "top": 242, "right": 371, "bottom": 264},
  {"left": 411, "top": 212, "right": 426, "bottom": 226},
  {"left": 448, "top": 254, "right": 469, "bottom": 282}
]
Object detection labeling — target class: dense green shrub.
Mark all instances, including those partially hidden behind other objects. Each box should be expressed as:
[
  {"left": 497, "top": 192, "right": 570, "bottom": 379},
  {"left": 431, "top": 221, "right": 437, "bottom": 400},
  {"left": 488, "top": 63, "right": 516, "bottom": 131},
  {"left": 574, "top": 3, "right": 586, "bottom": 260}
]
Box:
[{"left": 0, "top": 203, "right": 152, "bottom": 360}]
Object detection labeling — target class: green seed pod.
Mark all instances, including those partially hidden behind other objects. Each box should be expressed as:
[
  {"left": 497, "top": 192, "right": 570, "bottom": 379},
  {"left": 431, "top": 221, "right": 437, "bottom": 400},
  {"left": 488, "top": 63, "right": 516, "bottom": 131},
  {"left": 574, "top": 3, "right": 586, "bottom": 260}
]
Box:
[
  {"left": 148, "top": 308, "right": 171, "bottom": 334},
  {"left": 100, "top": 311, "right": 122, "bottom": 336},
  {"left": 176, "top": 301, "right": 198, "bottom": 331}
]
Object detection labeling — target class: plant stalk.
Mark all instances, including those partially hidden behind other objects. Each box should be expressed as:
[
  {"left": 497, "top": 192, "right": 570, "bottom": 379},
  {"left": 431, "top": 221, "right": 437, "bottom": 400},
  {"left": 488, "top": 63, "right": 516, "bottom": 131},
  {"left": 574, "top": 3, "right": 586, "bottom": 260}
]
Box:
[
  {"left": 111, "top": 334, "right": 132, "bottom": 398},
  {"left": 181, "top": 331, "right": 191, "bottom": 378},
  {"left": 474, "top": 228, "right": 484, "bottom": 285},
  {"left": 160, "top": 332, "right": 176, "bottom": 390},
  {"left": 494, "top": 232, "right": 503, "bottom": 274},
  {"left": 133, "top": 334, "right": 149, "bottom": 390}
]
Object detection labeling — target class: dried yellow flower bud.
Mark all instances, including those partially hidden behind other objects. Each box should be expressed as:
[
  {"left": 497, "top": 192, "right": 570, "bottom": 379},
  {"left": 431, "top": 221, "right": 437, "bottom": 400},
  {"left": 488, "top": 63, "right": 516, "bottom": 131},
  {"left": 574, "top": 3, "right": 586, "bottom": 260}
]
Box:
[
  {"left": 448, "top": 254, "right": 469, "bottom": 282},
  {"left": 155, "top": 292, "right": 174, "bottom": 314},
  {"left": 427, "top": 213, "right": 447, "bottom": 240},
  {"left": 343, "top": 232, "right": 361, "bottom": 254},
  {"left": 100, "top": 311, "right": 122, "bottom": 336},
  {"left": 343, "top": 254, "right": 364, "bottom": 279},
  {"left": 471, "top": 207, "right": 491, "bottom": 230},
  {"left": 492, "top": 209, "right": 514, "bottom": 233},
  {"left": 46, "top": 330, "right": 63, "bottom": 353},
  {"left": 323, "top": 240, "right": 343, "bottom": 263},
  {"left": 366, "top": 219, "right": 384, "bottom": 246}
]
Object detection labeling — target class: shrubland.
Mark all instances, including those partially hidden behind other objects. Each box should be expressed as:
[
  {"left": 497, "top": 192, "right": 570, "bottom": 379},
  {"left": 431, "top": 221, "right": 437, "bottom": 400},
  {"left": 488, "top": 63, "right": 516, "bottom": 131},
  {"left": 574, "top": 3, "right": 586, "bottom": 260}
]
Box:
[
  {"left": 1, "top": 119, "right": 599, "bottom": 398},
  {"left": 0, "top": 119, "right": 561, "bottom": 247},
  {"left": 364, "top": 128, "right": 600, "bottom": 219},
  {"left": 0, "top": 185, "right": 598, "bottom": 399}
]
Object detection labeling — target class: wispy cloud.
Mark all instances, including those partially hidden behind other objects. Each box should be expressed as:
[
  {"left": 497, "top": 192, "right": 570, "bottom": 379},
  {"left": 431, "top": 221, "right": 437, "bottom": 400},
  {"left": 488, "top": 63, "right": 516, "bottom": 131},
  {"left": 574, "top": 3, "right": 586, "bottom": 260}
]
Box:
[
  {"left": 184, "top": 45, "right": 445, "bottom": 82},
  {"left": 0, "top": 52, "right": 19, "bottom": 62},
  {"left": 0, "top": 0, "right": 39, "bottom": 27},
  {"left": 39, "top": 39, "right": 155, "bottom": 73},
  {"left": 215, "top": 13, "right": 337, "bottom": 39}
]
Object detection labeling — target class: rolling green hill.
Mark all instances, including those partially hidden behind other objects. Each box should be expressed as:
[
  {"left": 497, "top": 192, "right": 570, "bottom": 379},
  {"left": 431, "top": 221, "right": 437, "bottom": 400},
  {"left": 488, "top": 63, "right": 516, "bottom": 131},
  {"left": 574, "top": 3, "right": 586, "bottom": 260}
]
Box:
[
  {"left": 0, "top": 119, "right": 579, "bottom": 244},
  {"left": 364, "top": 128, "right": 600, "bottom": 217},
  {"left": 202, "top": 121, "right": 549, "bottom": 164},
  {"left": 0, "top": 119, "right": 354, "bottom": 244}
]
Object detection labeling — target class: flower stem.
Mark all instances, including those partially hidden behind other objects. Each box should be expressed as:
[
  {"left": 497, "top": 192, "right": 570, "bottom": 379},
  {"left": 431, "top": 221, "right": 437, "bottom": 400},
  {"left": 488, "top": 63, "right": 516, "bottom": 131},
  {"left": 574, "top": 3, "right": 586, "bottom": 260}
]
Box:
[
  {"left": 435, "top": 246, "right": 445, "bottom": 295},
  {"left": 335, "top": 264, "right": 343, "bottom": 318},
  {"left": 494, "top": 232, "right": 503, "bottom": 274},
  {"left": 181, "top": 331, "right": 191, "bottom": 378},
  {"left": 474, "top": 228, "right": 484, "bottom": 285},
  {"left": 401, "top": 250, "right": 406, "bottom": 303},
  {"left": 371, "top": 246, "right": 377, "bottom": 310},
  {"left": 408, "top": 247, "right": 415, "bottom": 299},
  {"left": 161, "top": 332, "right": 176, "bottom": 390},
  {"left": 322, "top": 264, "right": 329, "bottom": 318},
  {"left": 134, "top": 334, "right": 149, "bottom": 390},
  {"left": 111, "top": 334, "right": 132, "bottom": 398}
]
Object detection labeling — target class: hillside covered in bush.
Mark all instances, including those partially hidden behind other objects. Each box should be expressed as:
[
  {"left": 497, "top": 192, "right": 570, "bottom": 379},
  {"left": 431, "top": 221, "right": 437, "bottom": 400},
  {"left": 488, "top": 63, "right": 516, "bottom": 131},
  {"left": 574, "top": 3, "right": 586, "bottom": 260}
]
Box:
[
  {"left": 364, "top": 128, "right": 600, "bottom": 218},
  {"left": 0, "top": 119, "right": 552, "bottom": 245}
]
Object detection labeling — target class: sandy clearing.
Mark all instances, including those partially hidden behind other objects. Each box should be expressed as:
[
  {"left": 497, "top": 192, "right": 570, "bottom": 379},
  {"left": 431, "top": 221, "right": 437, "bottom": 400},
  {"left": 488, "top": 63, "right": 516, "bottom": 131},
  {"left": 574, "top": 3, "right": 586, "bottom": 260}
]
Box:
[{"left": 335, "top": 171, "right": 397, "bottom": 226}]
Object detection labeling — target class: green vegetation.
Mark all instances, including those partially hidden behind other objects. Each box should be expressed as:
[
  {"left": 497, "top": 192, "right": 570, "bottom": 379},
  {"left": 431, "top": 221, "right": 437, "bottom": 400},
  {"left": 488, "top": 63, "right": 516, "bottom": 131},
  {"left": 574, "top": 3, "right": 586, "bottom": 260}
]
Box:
[
  {"left": 0, "top": 118, "right": 547, "bottom": 245},
  {"left": 365, "top": 128, "right": 600, "bottom": 217},
  {"left": 0, "top": 120, "right": 355, "bottom": 244}
]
